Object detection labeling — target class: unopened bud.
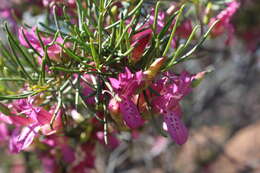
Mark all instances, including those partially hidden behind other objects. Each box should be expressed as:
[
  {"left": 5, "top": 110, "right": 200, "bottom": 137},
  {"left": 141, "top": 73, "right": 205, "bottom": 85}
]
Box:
[
  {"left": 108, "top": 98, "right": 129, "bottom": 130},
  {"left": 192, "top": 68, "right": 213, "bottom": 87},
  {"left": 131, "top": 29, "right": 152, "bottom": 63},
  {"left": 144, "top": 57, "right": 166, "bottom": 82}
]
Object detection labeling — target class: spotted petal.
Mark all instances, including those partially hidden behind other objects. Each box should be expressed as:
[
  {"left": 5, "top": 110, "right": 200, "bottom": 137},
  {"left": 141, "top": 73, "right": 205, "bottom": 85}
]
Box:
[
  {"left": 119, "top": 99, "right": 144, "bottom": 128},
  {"left": 163, "top": 111, "right": 188, "bottom": 145}
]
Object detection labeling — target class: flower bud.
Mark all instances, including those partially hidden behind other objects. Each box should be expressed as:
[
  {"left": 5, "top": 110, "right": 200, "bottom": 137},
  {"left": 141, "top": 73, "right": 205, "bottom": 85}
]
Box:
[
  {"left": 144, "top": 57, "right": 166, "bottom": 84},
  {"left": 108, "top": 98, "right": 129, "bottom": 130},
  {"left": 131, "top": 29, "right": 152, "bottom": 63}
]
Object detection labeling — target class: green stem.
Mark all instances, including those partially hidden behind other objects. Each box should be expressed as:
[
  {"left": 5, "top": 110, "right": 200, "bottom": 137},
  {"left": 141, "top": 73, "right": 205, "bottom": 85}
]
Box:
[{"left": 162, "top": 4, "right": 185, "bottom": 57}]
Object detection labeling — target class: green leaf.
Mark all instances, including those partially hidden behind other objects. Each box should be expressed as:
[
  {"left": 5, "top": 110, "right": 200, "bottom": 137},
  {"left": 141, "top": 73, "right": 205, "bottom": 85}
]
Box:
[
  {"left": 157, "top": 10, "right": 179, "bottom": 39},
  {"left": 0, "top": 91, "right": 37, "bottom": 101},
  {"left": 162, "top": 4, "right": 185, "bottom": 57}
]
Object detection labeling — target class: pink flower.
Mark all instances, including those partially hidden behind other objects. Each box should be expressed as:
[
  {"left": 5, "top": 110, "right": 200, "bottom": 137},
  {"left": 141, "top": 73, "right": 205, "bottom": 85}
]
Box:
[
  {"left": 109, "top": 68, "right": 145, "bottom": 128},
  {"left": 39, "top": 153, "right": 59, "bottom": 173},
  {"left": 152, "top": 71, "right": 194, "bottom": 113},
  {"left": 209, "top": 1, "right": 240, "bottom": 44},
  {"left": 171, "top": 19, "right": 193, "bottom": 48},
  {"left": 0, "top": 123, "right": 8, "bottom": 142},
  {"left": 40, "top": 135, "right": 76, "bottom": 164},
  {"left": 71, "top": 142, "right": 95, "bottom": 172},
  {"left": 148, "top": 8, "right": 165, "bottom": 32},
  {"left": 163, "top": 110, "right": 188, "bottom": 145},
  {"left": 150, "top": 71, "right": 194, "bottom": 145},
  {"left": 81, "top": 74, "right": 97, "bottom": 105},
  {"left": 9, "top": 125, "right": 40, "bottom": 153},
  {"left": 119, "top": 98, "right": 144, "bottom": 128},
  {"left": 109, "top": 67, "right": 144, "bottom": 98},
  {"left": 0, "top": 6, "right": 21, "bottom": 32},
  {"left": 42, "top": 0, "right": 76, "bottom": 16},
  {"left": 96, "top": 131, "right": 120, "bottom": 149},
  {"left": 176, "top": 20, "right": 193, "bottom": 39},
  {"left": 19, "top": 27, "right": 64, "bottom": 62},
  {"left": 0, "top": 98, "right": 63, "bottom": 153},
  {"left": 131, "top": 29, "right": 152, "bottom": 63},
  {"left": 130, "top": 9, "right": 165, "bottom": 62}
]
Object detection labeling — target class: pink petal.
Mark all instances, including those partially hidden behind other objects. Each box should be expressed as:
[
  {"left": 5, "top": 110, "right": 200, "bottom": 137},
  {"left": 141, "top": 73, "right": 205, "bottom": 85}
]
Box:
[
  {"left": 37, "top": 108, "right": 52, "bottom": 125},
  {"left": 61, "top": 144, "right": 76, "bottom": 163},
  {"left": 9, "top": 125, "right": 40, "bottom": 153},
  {"left": 131, "top": 33, "right": 150, "bottom": 63},
  {"left": 163, "top": 111, "right": 188, "bottom": 145},
  {"left": 0, "top": 113, "right": 13, "bottom": 124},
  {"left": 40, "top": 154, "right": 59, "bottom": 173},
  {"left": 41, "top": 110, "right": 62, "bottom": 135},
  {"left": 9, "top": 116, "right": 35, "bottom": 126},
  {"left": 119, "top": 99, "right": 144, "bottom": 128},
  {"left": 109, "top": 78, "right": 120, "bottom": 90},
  {"left": 0, "top": 123, "right": 8, "bottom": 142}
]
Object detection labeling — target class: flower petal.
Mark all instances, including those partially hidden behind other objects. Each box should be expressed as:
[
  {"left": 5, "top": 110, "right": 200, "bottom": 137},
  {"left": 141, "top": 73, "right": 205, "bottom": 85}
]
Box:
[
  {"left": 163, "top": 111, "right": 188, "bottom": 145},
  {"left": 9, "top": 125, "right": 40, "bottom": 153},
  {"left": 119, "top": 99, "right": 144, "bottom": 128}
]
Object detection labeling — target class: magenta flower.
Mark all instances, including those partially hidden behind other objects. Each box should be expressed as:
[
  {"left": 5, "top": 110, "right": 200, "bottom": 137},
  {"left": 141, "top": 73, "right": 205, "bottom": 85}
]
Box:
[
  {"left": 130, "top": 9, "right": 165, "bottom": 63},
  {"left": 109, "top": 68, "right": 144, "bottom": 128},
  {"left": 96, "top": 131, "right": 120, "bottom": 149},
  {"left": 209, "top": 1, "right": 240, "bottom": 44},
  {"left": 81, "top": 74, "right": 97, "bottom": 105},
  {"left": 109, "top": 67, "right": 144, "bottom": 98},
  {"left": 19, "top": 27, "right": 64, "bottom": 62},
  {"left": 163, "top": 110, "right": 188, "bottom": 145},
  {"left": 165, "top": 71, "right": 194, "bottom": 101},
  {"left": 0, "top": 123, "right": 8, "bottom": 143},
  {"left": 71, "top": 142, "right": 95, "bottom": 172},
  {"left": 171, "top": 19, "right": 193, "bottom": 48},
  {"left": 148, "top": 8, "right": 165, "bottom": 32},
  {"left": 0, "top": 98, "right": 62, "bottom": 153},
  {"left": 0, "top": 9, "right": 17, "bottom": 31},
  {"left": 131, "top": 29, "right": 152, "bottom": 63},
  {"left": 152, "top": 71, "right": 194, "bottom": 112},
  {"left": 39, "top": 153, "right": 59, "bottom": 173},
  {"left": 119, "top": 98, "right": 144, "bottom": 128},
  {"left": 151, "top": 71, "right": 194, "bottom": 145},
  {"left": 42, "top": 0, "right": 76, "bottom": 16},
  {"left": 9, "top": 125, "right": 40, "bottom": 153},
  {"left": 176, "top": 19, "right": 193, "bottom": 39}
]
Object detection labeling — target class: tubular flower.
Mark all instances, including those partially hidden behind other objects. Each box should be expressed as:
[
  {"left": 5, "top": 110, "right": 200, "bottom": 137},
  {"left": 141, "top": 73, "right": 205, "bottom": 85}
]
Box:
[
  {"left": 209, "top": 1, "right": 240, "bottom": 44},
  {"left": 18, "top": 27, "right": 64, "bottom": 62},
  {"left": 109, "top": 68, "right": 145, "bottom": 128},
  {"left": 119, "top": 98, "right": 144, "bottom": 128},
  {"left": 130, "top": 9, "right": 165, "bottom": 63},
  {"left": 0, "top": 98, "right": 62, "bottom": 153},
  {"left": 109, "top": 67, "right": 144, "bottom": 98},
  {"left": 108, "top": 98, "right": 128, "bottom": 129},
  {"left": 0, "top": 123, "right": 8, "bottom": 142},
  {"left": 131, "top": 29, "right": 152, "bottom": 63},
  {"left": 151, "top": 71, "right": 195, "bottom": 145},
  {"left": 163, "top": 110, "right": 188, "bottom": 145},
  {"left": 171, "top": 19, "right": 193, "bottom": 48}
]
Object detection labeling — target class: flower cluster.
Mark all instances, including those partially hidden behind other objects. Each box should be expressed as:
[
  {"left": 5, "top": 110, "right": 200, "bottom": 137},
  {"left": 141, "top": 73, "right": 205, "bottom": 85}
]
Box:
[{"left": 0, "top": 0, "right": 241, "bottom": 172}]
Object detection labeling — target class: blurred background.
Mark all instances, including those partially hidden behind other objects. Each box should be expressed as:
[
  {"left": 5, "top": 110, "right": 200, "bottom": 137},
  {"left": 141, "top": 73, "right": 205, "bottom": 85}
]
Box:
[{"left": 0, "top": 0, "right": 260, "bottom": 173}]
